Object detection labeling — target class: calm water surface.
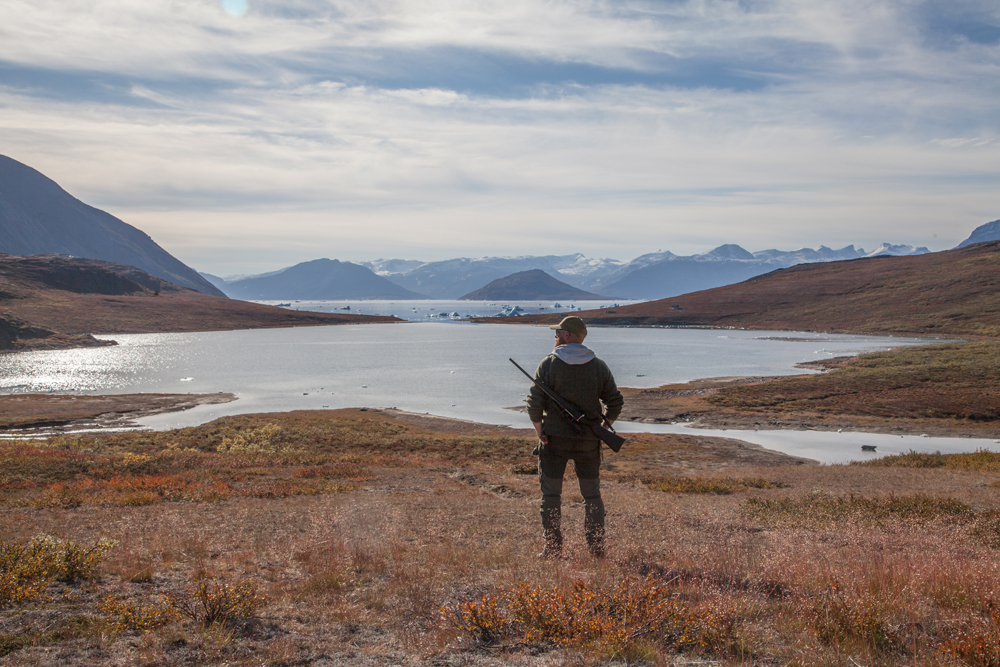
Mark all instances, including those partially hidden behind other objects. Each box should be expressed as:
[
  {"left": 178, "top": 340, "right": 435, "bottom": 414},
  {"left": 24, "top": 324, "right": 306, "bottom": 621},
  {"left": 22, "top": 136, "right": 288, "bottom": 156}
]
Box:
[{"left": 2, "top": 323, "right": 989, "bottom": 463}]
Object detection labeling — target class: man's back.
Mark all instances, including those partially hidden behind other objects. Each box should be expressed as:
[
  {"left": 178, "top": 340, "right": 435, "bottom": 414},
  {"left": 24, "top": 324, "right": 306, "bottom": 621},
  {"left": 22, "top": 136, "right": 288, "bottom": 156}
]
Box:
[{"left": 528, "top": 351, "right": 623, "bottom": 440}]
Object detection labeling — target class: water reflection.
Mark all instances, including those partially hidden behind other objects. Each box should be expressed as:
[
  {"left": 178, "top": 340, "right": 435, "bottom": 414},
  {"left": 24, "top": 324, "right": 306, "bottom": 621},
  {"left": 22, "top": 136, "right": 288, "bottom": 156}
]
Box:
[
  {"left": 1, "top": 323, "right": 975, "bottom": 464},
  {"left": 623, "top": 422, "right": 1000, "bottom": 465}
]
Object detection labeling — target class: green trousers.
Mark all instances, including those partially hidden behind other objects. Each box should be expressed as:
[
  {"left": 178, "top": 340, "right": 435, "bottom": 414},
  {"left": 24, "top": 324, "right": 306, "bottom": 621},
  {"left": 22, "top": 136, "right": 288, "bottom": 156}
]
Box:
[{"left": 538, "top": 435, "right": 605, "bottom": 556}]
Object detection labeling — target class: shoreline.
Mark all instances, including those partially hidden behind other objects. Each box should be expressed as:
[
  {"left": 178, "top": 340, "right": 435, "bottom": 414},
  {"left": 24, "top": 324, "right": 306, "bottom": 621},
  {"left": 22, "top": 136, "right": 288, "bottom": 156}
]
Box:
[
  {"left": 0, "top": 393, "right": 237, "bottom": 437},
  {"left": 5, "top": 382, "right": 998, "bottom": 443},
  {"left": 617, "top": 374, "right": 1000, "bottom": 440}
]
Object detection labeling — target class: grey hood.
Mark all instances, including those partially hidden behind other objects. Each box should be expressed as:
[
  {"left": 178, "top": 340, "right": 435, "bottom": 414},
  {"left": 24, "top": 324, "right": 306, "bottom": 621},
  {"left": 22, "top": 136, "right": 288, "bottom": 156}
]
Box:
[{"left": 552, "top": 343, "right": 595, "bottom": 365}]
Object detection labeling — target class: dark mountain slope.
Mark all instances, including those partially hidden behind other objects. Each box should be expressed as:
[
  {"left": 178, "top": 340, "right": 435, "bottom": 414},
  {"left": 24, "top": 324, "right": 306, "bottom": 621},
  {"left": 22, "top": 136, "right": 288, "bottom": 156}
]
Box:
[
  {"left": 958, "top": 220, "right": 1000, "bottom": 247},
  {"left": 0, "top": 254, "right": 401, "bottom": 350},
  {"left": 0, "top": 155, "right": 224, "bottom": 297},
  {"left": 459, "top": 269, "right": 609, "bottom": 300}
]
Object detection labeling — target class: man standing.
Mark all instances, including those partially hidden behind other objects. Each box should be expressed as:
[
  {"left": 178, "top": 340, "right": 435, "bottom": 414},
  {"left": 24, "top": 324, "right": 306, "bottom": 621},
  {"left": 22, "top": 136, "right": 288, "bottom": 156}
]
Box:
[{"left": 526, "top": 316, "right": 624, "bottom": 558}]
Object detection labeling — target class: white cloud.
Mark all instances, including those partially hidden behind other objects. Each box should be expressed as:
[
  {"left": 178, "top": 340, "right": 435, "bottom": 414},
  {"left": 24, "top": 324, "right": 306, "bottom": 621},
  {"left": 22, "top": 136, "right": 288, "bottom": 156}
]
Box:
[{"left": 0, "top": 0, "right": 997, "bottom": 273}]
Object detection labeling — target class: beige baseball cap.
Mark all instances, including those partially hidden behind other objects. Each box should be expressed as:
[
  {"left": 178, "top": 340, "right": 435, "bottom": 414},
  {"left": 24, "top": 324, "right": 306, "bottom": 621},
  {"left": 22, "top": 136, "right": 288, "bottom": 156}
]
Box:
[{"left": 549, "top": 316, "right": 587, "bottom": 338}]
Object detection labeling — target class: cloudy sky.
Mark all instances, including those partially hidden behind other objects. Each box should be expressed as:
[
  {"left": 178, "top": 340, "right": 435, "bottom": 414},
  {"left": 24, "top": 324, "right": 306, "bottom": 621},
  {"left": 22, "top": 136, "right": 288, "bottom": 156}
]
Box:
[{"left": 1, "top": 0, "right": 998, "bottom": 275}]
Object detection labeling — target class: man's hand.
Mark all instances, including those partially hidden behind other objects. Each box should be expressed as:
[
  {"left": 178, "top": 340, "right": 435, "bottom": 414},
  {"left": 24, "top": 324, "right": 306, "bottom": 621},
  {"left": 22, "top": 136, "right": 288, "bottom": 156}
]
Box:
[{"left": 532, "top": 422, "right": 548, "bottom": 455}]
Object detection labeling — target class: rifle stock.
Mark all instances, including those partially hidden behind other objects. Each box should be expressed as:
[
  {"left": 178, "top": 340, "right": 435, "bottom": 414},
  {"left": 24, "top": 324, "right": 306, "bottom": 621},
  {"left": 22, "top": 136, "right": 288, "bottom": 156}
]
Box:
[{"left": 510, "top": 358, "right": 625, "bottom": 453}]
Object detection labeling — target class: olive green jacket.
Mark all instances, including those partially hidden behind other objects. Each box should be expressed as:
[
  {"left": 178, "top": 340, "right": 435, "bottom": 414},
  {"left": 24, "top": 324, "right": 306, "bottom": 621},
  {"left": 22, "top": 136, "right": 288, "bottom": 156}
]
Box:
[{"left": 526, "top": 349, "right": 624, "bottom": 441}]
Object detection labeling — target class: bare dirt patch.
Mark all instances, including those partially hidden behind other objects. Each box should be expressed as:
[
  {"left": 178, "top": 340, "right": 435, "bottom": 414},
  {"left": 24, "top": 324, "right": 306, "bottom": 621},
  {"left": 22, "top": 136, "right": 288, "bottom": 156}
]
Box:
[{"left": 0, "top": 393, "right": 236, "bottom": 431}]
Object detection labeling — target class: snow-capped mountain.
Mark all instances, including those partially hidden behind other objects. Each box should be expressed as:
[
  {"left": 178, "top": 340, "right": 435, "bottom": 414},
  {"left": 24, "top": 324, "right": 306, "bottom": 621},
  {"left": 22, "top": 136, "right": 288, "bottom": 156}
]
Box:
[
  {"left": 214, "top": 231, "right": 973, "bottom": 302},
  {"left": 358, "top": 254, "right": 626, "bottom": 299},
  {"left": 863, "top": 243, "right": 930, "bottom": 257},
  {"left": 751, "top": 245, "right": 864, "bottom": 262}
]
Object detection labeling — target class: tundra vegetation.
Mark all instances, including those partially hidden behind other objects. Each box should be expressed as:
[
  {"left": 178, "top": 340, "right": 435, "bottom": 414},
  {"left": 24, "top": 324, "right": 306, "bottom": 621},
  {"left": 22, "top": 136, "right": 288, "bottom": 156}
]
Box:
[
  {"left": 619, "top": 341, "right": 1000, "bottom": 439},
  {"left": 3, "top": 408, "right": 1000, "bottom": 666}
]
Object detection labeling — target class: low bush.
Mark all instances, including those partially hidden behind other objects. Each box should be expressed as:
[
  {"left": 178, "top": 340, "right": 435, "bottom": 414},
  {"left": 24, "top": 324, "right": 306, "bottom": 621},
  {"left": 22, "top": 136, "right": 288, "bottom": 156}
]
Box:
[
  {"left": 443, "top": 575, "right": 741, "bottom": 660},
  {"left": 0, "top": 534, "right": 116, "bottom": 606},
  {"left": 643, "top": 475, "right": 781, "bottom": 495},
  {"left": 99, "top": 594, "right": 176, "bottom": 634},
  {"left": 940, "top": 600, "right": 1000, "bottom": 667},
  {"left": 807, "top": 582, "right": 903, "bottom": 654},
  {"left": 163, "top": 577, "right": 269, "bottom": 628}
]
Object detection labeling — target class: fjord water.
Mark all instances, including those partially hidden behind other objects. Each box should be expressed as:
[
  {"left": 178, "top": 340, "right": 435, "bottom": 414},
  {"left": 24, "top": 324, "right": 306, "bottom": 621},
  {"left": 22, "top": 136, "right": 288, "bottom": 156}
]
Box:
[
  {"left": 255, "top": 299, "right": 635, "bottom": 320},
  {"left": 3, "top": 322, "right": 977, "bottom": 462},
  {"left": 2, "top": 323, "right": 933, "bottom": 411}
]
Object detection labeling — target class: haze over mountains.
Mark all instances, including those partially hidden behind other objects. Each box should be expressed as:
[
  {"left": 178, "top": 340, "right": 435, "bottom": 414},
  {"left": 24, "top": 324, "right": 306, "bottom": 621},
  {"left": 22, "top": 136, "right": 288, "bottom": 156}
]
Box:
[
  {"left": 217, "top": 259, "right": 425, "bottom": 301},
  {"left": 208, "top": 240, "right": 939, "bottom": 302},
  {"left": 0, "top": 155, "right": 224, "bottom": 297},
  {"left": 2, "top": 154, "right": 996, "bottom": 304},
  {"left": 502, "top": 240, "right": 1000, "bottom": 339}
]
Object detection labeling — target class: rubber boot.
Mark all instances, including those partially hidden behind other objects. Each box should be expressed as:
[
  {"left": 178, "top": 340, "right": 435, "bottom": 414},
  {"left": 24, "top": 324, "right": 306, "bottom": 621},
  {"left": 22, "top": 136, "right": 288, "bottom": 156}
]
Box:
[
  {"left": 539, "top": 473, "right": 564, "bottom": 558},
  {"left": 540, "top": 503, "right": 562, "bottom": 558},
  {"left": 580, "top": 478, "right": 606, "bottom": 558}
]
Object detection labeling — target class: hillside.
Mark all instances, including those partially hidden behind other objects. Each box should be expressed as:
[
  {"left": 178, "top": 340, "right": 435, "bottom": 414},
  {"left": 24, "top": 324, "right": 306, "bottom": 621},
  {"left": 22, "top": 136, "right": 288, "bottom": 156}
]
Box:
[
  {"left": 222, "top": 258, "right": 426, "bottom": 300},
  {"left": 0, "top": 255, "right": 401, "bottom": 350},
  {"left": 487, "top": 241, "right": 1000, "bottom": 338},
  {"left": 458, "top": 269, "right": 609, "bottom": 300},
  {"left": 0, "top": 154, "right": 224, "bottom": 297}
]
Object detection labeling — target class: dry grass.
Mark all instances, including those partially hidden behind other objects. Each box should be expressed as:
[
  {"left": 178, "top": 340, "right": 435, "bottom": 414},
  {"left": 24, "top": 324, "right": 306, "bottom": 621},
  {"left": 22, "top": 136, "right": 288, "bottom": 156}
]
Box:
[
  {"left": 4, "top": 409, "right": 1000, "bottom": 665},
  {"left": 741, "top": 492, "right": 973, "bottom": 527},
  {"left": 708, "top": 341, "right": 1000, "bottom": 422},
  {"left": 856, "top": 448, "right": 1000, "bottom": 472},
  {"left": 641, "top": 475, "right": 782, "bottom": 495}
]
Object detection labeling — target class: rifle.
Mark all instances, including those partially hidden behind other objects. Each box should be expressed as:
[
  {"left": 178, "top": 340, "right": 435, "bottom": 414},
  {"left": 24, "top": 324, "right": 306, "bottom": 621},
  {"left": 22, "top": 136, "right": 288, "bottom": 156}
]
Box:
[{"left": 510, "top": 357, "right": 625, "bottom": 453}]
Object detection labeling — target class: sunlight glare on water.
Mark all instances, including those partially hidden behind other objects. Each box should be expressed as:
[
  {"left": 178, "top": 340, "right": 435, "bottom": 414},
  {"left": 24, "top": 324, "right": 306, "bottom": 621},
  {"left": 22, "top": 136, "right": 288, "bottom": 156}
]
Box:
[
  {"left": 2, "top": 323, "right": 944, "bottom": 428},
  {"left": 1, "top": 323, "right": 983, "bottom": 463}
]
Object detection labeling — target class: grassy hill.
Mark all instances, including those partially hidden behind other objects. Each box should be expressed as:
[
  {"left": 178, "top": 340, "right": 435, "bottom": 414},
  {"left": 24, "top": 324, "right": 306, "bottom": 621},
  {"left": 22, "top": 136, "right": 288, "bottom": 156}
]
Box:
[
  {"left": 496, "top": 241, "right": 1000, "bottom": 339},
  {"left": 0, "top": 254, "right": 402, "bottom": 350}
]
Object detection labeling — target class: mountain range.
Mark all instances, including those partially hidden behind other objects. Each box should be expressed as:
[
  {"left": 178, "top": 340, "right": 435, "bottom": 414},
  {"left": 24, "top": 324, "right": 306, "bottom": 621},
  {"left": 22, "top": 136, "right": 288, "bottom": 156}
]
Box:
[
  {"left": 500, "top": 240, "right": 1000, "bottom": 339},
  {"left": 0, "top": 155, "right": 224, "bottom": 297},
  {"left": 209, "top": 240, "right": 939, "bottom": 302},
  {"left": 2, "top": 153, "right": 996, "bottom": 304}
]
